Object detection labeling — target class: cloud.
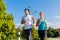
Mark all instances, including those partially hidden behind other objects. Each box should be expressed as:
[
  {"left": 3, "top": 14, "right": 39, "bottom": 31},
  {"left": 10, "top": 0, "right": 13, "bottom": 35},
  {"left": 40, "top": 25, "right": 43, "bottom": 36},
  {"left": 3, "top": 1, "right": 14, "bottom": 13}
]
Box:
[
  {"left": 15, "top": 23, "right": 21, "bottom": 28},
  {"left": 48, "top": 22, "right": 54, "bottom": 26},
  {"left": 48, "top": 22, "right": 60, "bottom": 29},
  {"left": 54, "top": 16, "right": 60, "bottom": 19},
  {"left": 15, "top": 21, "right": 60, "bottom": 29}
]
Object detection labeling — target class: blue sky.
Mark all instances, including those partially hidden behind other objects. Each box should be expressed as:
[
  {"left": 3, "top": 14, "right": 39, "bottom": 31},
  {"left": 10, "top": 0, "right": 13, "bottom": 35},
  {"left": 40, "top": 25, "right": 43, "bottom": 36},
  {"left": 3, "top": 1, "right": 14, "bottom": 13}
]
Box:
[{"left": 4, "top": 0, "right": 60, "bottom": 28}]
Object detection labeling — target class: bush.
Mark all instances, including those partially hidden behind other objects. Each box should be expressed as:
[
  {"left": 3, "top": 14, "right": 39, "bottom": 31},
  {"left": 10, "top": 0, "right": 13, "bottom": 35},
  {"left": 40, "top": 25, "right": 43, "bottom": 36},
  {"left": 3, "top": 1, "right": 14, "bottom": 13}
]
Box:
[
  {"left": 0, "top": 0, "right": 17, "bottom": 40},
  {"left": 33, "top": 38, "right": 39, "bottom": 40},
  {"left": 47, "top": 27, "right": 60, "bottom": 37}
]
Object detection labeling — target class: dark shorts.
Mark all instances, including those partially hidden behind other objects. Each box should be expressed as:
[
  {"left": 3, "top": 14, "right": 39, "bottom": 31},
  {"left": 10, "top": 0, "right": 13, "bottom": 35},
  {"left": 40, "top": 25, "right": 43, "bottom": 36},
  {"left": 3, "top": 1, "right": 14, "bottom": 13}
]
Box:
[
  {"left": 24, "top": 28, "right": 32, "bottom": 40},
  {"left": 38, "top": 30, "right": 47, "bottom": 38}
]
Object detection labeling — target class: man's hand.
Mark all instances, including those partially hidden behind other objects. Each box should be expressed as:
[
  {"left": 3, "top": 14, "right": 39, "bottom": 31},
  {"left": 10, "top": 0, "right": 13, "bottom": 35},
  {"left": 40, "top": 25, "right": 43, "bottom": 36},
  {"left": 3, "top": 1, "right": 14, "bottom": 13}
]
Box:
[
  {"left": 31, "top": 16, "right": 35, "bottom": 24},
  {"left": 21, "top": 17, "right": 26, "bottom": 24}
]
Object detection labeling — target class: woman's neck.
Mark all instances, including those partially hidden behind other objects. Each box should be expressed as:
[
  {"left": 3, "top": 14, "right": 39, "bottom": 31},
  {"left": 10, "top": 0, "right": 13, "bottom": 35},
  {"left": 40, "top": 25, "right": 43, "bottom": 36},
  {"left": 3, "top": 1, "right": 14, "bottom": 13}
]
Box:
[{"left": 40, "top": 18, "right": 44, "bottom": 20}]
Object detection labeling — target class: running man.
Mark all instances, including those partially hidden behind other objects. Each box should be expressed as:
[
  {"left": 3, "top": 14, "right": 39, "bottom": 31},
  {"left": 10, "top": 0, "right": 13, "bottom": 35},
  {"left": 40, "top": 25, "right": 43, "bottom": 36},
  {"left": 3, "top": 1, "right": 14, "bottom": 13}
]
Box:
[{"left": 21, "top": 8, "right": 34, "bottom": 40}]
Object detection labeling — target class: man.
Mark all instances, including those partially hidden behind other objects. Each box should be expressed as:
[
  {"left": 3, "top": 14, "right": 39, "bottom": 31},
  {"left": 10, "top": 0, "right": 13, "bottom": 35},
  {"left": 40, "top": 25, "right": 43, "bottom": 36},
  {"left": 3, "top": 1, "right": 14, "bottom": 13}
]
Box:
[{"left": 21, "top": 8, "right": 34, "bottom": 40}]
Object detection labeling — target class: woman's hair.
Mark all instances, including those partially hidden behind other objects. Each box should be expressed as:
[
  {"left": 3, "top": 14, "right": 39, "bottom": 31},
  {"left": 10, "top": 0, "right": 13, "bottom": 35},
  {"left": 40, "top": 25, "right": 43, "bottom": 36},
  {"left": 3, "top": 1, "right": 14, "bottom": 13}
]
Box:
[
  {"left": 40, "top": 11, "right": 44, "bottom": 15},
  {"left": 24, "top": 8, "right": 30, "bottom": 14}
]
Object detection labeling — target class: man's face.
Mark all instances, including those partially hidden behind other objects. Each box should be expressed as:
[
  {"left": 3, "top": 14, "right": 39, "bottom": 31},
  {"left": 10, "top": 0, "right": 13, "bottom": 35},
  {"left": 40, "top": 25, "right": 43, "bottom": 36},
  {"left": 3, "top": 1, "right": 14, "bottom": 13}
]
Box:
[{"left": 25, "top": 10, "right": 29, "bottom": 15}]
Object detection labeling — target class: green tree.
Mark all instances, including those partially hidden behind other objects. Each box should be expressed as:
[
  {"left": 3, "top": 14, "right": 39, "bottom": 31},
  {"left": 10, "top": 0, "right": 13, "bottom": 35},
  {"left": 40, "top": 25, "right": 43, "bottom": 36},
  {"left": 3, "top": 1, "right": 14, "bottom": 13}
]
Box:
[
  {"left": 47, "top": 27, "right": 54, "bottom": 37},
  {"left": 52, "top": 30, "right": 59, "bottom": 37},
  {"left": 16, "top": 24, "right": 26, "bottom": 39},
  {"left": 54, "top": 29, "right": 60, "bottom": 37},
  {"left": 47, "top": 27, "right": 60, "bottom": 37},
  {"left": 19, "top": 25, "right": 38, "bottom": 39},
  {"left": 0, "top": 0, "right": 16, "bottom": 40},
  {"left": 32, "top": 25, "right": 38, "bottom": 39}
]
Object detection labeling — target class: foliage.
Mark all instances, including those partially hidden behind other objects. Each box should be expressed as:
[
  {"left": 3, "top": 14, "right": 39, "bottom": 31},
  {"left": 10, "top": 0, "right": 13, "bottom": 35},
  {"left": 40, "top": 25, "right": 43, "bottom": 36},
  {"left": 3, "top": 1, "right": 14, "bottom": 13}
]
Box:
[
  {"left": 47, "top": 27, "right": 54, "bottom": 37},
  {"left": 0, "top": 0, "right": 17, "bottom": 40},
  {"left": 47, "top": 27, "right": 60, "bottom": 37},
  {"left": 32, "top": 25, "right": 38, "bottom": 38},
  {"left": 17, "top": 25, "right": 38, "bottom": 39}
]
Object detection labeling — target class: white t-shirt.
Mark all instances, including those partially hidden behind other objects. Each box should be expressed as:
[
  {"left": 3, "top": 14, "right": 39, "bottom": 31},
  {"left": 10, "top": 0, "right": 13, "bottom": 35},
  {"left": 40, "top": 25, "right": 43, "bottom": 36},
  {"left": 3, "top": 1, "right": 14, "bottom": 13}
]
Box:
[{"left": 23, "top": 15, "right": 33, "bottom": 29}]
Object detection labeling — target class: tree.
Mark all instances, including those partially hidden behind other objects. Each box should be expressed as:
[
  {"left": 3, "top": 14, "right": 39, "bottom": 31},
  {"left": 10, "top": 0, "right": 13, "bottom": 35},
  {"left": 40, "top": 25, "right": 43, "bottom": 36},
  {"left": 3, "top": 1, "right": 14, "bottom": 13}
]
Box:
[
  {"left": 0, "top": 0, "right": 16, "bottom": 40},
  {"left": 47, "top": 27, "right": 59, "bottom": 37},
  {"left": 52, "top": 30, "right": 59, "bottom": 37},
  {"left": 19, "top": 25, "right": 38, "bottom": 39},
  {"left": 47, "top": 27, "right": 54, "bottom": 37},
  {"left": 32, "top": 25, "right": 38, "bottom": 39}
]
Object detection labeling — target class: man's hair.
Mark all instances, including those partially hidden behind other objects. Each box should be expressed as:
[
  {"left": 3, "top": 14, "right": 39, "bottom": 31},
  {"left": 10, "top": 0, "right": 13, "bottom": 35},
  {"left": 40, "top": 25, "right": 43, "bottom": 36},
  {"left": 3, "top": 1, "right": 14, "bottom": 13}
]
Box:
[{"left": 24, "top": 8, "right": 30, "bottom": 14}]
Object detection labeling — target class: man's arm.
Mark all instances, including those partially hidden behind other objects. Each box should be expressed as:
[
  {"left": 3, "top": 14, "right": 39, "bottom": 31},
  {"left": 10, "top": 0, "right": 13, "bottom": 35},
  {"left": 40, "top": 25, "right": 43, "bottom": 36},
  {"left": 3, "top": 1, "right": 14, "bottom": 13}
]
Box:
[
  {"left": 21, "top": 17, "right": 25, "bottom": 24},
  {"left": 31, "top": 16, "right": 35, "bottom": 24}
]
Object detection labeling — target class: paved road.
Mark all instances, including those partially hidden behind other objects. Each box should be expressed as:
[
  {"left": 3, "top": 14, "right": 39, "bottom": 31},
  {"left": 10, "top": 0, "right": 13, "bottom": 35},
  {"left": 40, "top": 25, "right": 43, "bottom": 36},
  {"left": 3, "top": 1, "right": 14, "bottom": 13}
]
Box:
[{"left": 49, "top": 38, "right": 60, "bottom": 40}]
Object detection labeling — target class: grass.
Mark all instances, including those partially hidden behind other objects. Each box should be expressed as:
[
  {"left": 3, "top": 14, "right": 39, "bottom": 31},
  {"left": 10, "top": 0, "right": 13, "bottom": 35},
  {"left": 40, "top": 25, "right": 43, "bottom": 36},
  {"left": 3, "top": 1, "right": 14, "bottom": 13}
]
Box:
[
  {"left": 11, "top": 37, "right": 60, "bottom": 40},
  {"left": 11, "top": 38, "right": 18, "bottom": 40},
  {"left": 11, "top": 37, "right": 49, "bottom": 40}
]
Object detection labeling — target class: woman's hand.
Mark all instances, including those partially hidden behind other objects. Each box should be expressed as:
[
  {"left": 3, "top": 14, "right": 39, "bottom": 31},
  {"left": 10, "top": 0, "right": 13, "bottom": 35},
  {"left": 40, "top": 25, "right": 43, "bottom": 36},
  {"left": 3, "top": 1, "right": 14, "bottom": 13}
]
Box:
[{"left": 36, "top": 21, "right": 39, "bottom": 27}]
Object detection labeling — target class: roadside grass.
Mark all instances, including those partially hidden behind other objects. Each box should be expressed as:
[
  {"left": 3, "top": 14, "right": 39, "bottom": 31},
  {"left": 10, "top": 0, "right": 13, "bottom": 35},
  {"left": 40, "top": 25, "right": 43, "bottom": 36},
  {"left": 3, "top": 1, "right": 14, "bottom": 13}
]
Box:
[{"left": 11, "top": 37, "right": 49, "bottom": 40}]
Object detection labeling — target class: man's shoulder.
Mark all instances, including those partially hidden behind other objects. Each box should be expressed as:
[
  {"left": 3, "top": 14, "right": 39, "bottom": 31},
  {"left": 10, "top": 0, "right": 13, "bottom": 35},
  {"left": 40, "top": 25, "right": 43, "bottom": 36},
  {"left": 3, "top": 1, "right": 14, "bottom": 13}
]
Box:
[
  {"left": 29, "top": 15, "right": 34, "bottom": 18},
  {"left": 28, "top": 15, "right": 32, "bottom": 17},
  {"left": 22, "top": 16, "right": 26, "bottom": 18}
]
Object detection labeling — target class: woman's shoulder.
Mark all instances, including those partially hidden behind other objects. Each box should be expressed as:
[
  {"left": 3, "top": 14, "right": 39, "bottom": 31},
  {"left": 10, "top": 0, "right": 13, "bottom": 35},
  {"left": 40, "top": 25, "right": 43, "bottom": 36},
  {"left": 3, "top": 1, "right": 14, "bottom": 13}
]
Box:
[
  {"left": 44, "top": 18, "right": 48, "bottom": 22},
  {"left": 37, "top": 18, "right": 40, "bottom": 22}
]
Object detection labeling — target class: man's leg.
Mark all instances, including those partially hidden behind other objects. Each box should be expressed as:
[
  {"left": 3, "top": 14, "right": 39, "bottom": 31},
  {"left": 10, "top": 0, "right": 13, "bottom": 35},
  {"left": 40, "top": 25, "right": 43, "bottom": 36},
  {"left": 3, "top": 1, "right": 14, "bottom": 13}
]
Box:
[
  {"left": 29, "top": 29, "right": 32, "bottom": 40},
  {"left": 40, "top": 37, "right": 45, "bottom": 40},
  {"left": 24, "top": 30, "right": 30, "bottom": 40}
]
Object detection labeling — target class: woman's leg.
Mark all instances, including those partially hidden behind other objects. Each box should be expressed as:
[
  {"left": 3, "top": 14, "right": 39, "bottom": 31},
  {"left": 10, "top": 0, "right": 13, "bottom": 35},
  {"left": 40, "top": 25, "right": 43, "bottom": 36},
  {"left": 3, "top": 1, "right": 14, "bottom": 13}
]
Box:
[
  {"left": 38, "top": 31, "right": 41, "bottom": 40},
  {"left": 38, "top": 30, "right": 47, "bottom": 40},
  {"left": 41, "top": 30, "right": 47, "bottom": 40}
]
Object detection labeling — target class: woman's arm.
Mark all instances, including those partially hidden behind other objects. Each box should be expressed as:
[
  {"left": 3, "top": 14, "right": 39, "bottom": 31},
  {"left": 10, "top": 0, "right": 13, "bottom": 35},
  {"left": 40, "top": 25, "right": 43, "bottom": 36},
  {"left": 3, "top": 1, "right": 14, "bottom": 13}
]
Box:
[
  {"left": 46, "top": 20, "right": 48, "bottom": 28},
  {"left": 36, "top": 20, "right": 39, "bottom": 27}
]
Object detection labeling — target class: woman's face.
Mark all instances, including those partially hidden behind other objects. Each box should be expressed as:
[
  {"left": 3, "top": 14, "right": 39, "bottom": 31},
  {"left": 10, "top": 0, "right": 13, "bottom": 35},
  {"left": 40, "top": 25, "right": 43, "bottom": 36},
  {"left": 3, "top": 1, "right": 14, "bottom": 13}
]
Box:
[
  {"left": 25, "top": 10, "right": 29, "bottom": 15},
  {"left": 40, "top": 12, "right": 44, "bottom": 18}
]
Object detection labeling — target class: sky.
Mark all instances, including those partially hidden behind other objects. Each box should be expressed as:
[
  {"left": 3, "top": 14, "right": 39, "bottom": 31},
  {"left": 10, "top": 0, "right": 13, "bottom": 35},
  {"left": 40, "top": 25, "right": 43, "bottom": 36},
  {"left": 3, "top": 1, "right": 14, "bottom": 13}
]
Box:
[{"left": 4, "top": 0, "right": 60, "bottom": 28}]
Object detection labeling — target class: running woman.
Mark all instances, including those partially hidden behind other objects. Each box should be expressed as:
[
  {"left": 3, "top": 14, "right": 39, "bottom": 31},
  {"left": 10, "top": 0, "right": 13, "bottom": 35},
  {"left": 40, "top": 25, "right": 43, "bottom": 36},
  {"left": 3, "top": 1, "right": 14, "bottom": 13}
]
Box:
[{"left": 36, "top": 12, "right": 48, "bottom": 40}]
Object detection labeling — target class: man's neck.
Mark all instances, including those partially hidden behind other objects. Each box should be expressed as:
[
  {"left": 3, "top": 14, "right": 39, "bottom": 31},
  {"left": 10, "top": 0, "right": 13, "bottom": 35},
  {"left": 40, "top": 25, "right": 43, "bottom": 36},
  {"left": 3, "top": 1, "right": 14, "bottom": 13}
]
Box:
[{"left": 26, "top": 14, "right": 29, "bottom": 16}]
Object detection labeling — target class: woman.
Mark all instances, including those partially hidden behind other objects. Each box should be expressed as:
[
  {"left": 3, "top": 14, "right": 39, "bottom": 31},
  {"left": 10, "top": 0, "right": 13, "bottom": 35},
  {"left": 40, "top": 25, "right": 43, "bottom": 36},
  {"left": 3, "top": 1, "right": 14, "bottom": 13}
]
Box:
[
  {"left": 21, "top": 8, "right": 34, "bottom": 40},
  {"left": 36, "top": 12, "right": 48, "bottom": 40}
]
